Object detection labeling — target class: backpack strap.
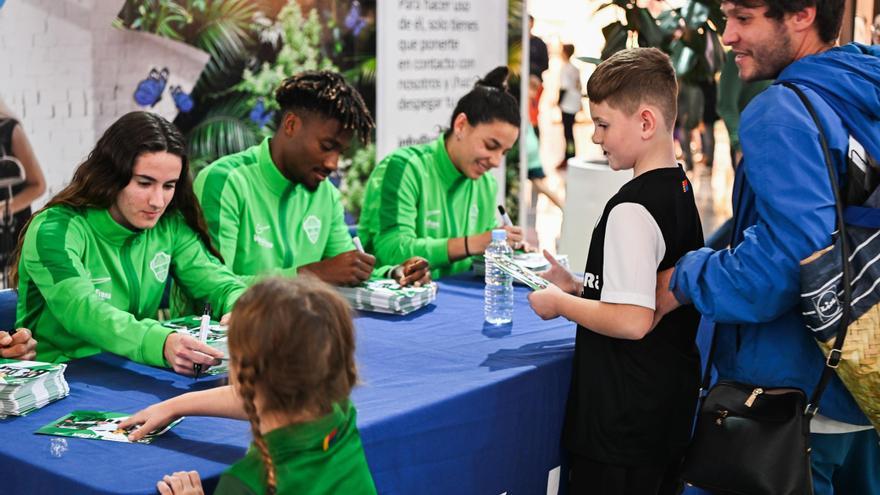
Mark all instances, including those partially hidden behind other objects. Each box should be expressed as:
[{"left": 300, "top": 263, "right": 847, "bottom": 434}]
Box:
[{"left": 780, "top": 81, "right": 852, "bottom": 417}]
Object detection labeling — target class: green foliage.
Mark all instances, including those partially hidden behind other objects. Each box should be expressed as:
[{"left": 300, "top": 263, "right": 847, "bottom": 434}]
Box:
[
  {"left": 235, "top": 3, "right": 339, "bottom": 112},
  {"left": 592, "top": 0, "right": 726, "bottom": 132},
  {"left": 186, "top": 94, "right": 265, "bottom": 176},
  {"left": 594, "top": 0, "right": 723, "bottom": 83},
  {"left": 343, "top": 56, "right": 376, "bottom": 86},
  {"left": 117, "top": 1, "right": 376, "bottom": 210},
  {"left": 127, "top": 0, "right": 191, "bottom": 40},
  {"left": 183, "top": 0, "right": 259, "bottom": 94},
  {"left": 339, "top": 142, "right": 377, "bottom": 222}
]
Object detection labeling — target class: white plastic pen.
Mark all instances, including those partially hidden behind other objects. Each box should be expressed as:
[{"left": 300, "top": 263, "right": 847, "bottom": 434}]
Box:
[
  {"left": 194, "top": 303, "right": 211, "bottom": 380},
  {"left": 198, "top": 304, "right": 211, "bottom": 343},
  {"left": 498, "top": 205, "right": 513, "bottom": 227},
  {"left": 352, "top": 236, "right": 366, "bottom": 253}
]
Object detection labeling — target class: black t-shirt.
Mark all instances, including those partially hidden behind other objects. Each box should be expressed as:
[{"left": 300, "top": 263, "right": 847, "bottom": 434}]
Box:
[{"left": 563, "top": 166, "right": 704, "bottom": 467}]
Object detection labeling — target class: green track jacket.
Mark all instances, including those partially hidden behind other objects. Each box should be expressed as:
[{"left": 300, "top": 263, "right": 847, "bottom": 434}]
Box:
[
  {"left": 214, "top": 400, "right": 377, "bottom": 495},
  {"left": 16, "top": 206, "right": 246, "bottom": 365},
  {"left": 358, "top": 135, "right": 498, "bottom": 279},
  {"left": 196, "top": 138, "right": 379, "bottom": 283}
]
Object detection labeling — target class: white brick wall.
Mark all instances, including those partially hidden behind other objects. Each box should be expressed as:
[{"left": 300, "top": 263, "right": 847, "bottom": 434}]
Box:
[{"left": 0, "top": 0, "right": 209, "bottom": 207}]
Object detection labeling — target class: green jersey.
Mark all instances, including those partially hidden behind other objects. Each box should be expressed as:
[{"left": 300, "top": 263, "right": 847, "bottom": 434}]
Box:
[
  {"left": 17, "top": 207, "right": 246, "bottom": 366},
  {"left": 358, "top": 135, "right": 498, "bottom": 279},
  {"left": 214, "top": 400, "right": 377, "bottom": 495},
  {"left": 196, "top": 138, "right": 386, "bottom": 282}
]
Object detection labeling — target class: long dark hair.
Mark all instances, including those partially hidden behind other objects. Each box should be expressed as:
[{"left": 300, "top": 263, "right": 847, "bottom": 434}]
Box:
[
  {"left": 444, "top": 66, "right": 520, "bottom": 137},
  {"left": 229, "top": 276, "right": 358, "bottom": 495},
  {"left": 9, "top": 111, "right": 220, "bottom": 286}
]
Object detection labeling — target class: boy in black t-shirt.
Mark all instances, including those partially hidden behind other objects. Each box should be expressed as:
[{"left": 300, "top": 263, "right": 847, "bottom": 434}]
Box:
[{"left": 528, "top": 47, "right": 703, "bottom": 495}]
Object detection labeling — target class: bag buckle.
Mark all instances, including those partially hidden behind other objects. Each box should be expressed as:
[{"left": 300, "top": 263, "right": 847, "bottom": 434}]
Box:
[
  {"left": 805, "top": 403, "right": 819, "bottom": 417},
  {"left": 826, "top": 348, "right": 842, "bottom": 369}
]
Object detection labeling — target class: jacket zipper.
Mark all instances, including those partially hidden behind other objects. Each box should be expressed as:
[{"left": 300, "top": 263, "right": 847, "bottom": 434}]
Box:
[
  {"left": 279, "top": 184, "right": 295, "bottom": 268},
  {"left": 121, "top": 237, "right": 140, "bottom": 315}
]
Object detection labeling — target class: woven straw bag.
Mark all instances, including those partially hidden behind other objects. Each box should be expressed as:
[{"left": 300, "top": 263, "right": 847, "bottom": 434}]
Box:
[{"left": 788, "top": 81, "right": 880, "bottom": 431}]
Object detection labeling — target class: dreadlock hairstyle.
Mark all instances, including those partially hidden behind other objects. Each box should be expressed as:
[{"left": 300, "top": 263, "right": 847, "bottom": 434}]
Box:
[
  {"left": 227, "top": 276, "right": 358, "bottom": 495},
  {"left": 444, "top": 66, "right": 520, "bottom": 137},
  {"left": 275, "top": 70, "right": 375, "bottom": 144},
  {"left": 8, "top": 111, "right": 220, "bottom": 287}
]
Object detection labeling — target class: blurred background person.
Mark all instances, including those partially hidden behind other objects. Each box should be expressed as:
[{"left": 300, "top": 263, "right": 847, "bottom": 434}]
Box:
[
  {"left": 529, "top": 15, "right": 549, "bottom": 138},
  {"left": 557, "top": 44, "right": 581, "bottom": 170},
  {"left": 0, "top": 97, "right": 46, "bottom": 286}
]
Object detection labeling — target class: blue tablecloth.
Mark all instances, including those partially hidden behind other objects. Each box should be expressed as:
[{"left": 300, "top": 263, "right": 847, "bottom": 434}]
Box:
[
  {"left": 0, "top": 275, "right": 578, "bottom": 494},
  {"left": 0, "top": 274, "right": 714, "bottom": 494}
]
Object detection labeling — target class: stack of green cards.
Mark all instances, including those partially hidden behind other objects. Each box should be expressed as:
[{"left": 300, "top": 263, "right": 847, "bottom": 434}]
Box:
[
  {"left": 162, "top": 317, "right": 228, "bottom": 375},
  {"left": 0, "top": 359, "right": 69, "bottom": 418},
  {"left": 337, "top": 279, "right": 438, "bottom": 315},
  {"left": 36, "top": 410, "right": 182, "bottom": 444}
]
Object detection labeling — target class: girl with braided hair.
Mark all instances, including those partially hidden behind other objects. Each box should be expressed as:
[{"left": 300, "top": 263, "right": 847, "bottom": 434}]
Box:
[
  {"left": 357, "top": 66, "right": 528, "bottom": 280},
  {"left": 121, "top": 275, "right": 377, "bottom": 495}
]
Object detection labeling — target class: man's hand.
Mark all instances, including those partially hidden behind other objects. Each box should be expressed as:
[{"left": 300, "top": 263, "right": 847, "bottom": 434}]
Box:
[
  {"left": 162, "top": 333, "right": 224, "bottom": 376},
  {"left": 528, "top": 284, "right": 565, "bottom": 320},
  {"left": 157, "top": 471, "right": 204, "bottom": 495},
  {"left": 392, "top": 257, "right": 431, "bottom": 287},
  {"left": 653, "top": 267, "right": 681, "bottom": 329},
  {"left": 299, "top": 250, "right": 376, "bottom": 286},
  {"left": 537, "top": 250, "right": 579, "bottom": 295},
  {"left": 0, "top": 328, "right": 37, "bottom": 360},
  {"left": 119, "top": 400, "right": 181, "bottom": 442}
]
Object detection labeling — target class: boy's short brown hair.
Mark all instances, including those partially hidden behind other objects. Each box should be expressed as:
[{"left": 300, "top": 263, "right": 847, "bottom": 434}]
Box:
[{"left": 587, "top": 47, "right": 678, "bottom": 129}]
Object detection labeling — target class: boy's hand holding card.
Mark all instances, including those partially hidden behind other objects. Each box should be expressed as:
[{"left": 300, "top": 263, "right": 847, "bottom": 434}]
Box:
[{"left": 537, "top": 250, "right": 580, "bottom": 295}]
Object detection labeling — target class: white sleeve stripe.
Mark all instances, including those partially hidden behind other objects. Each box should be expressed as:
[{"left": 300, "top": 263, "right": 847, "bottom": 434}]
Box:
[
  {"left": 600, "top": 203, "right": 666, "bottom": 308},
  {"left": 600, "top": 290, "right": 656, "bottom": 310}
]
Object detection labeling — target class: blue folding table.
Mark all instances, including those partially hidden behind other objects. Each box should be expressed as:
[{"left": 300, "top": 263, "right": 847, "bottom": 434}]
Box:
[{"left": 0, "top": 276, "right": 577, "bottom": 494}]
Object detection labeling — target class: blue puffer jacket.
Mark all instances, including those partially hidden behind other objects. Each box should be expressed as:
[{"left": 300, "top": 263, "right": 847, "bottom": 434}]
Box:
[{"left": 672, "top": 43, "right": 880, "bottom": 425}]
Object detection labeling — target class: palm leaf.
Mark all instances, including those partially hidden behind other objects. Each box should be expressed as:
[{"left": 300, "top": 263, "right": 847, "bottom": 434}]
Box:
[
  {"left": 343, "top": 56, "right": 376, "bottom": 85},
  {"left": 601, "top": 22, "right": 628, "bottom": 60},
  {"left": 186, "top": 95, "right": 261, "bottom": 170},
  {"left": 187, "top": 0, "right": 258, "bottom": 93}
]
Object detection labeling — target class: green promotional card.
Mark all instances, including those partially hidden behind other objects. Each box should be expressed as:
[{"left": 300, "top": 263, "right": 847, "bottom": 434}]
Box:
[
  {"left": 0, "top": 359, "right": 66, "bottom": 386},
  {"left": 36, "top": 410, "right": 182, "bottom": 444},
  {"left": 484, "top": 253, "right": 551, "bottom": 290}
]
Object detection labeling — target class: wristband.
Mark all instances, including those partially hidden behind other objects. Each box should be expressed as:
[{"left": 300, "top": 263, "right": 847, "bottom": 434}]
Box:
[{"left": 464, "top": 235, "right": 471, "bottom": 257}]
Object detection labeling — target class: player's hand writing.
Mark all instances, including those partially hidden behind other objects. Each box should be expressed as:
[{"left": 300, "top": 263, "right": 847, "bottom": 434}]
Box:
[
  {"left": 299, "top": 250, "right": 375, "bottom": 286},
  {"left": 501, "top": 224, "right": 524, "bottom": 250},
  {"left": 163, "top": 333, "right": 224, "bottom": 376},
  {"left": 0, "top": 328, "right": 37, "bottom": 360},
  {"left": 392, "top": 257, "right": 431, "bottom": 287}
]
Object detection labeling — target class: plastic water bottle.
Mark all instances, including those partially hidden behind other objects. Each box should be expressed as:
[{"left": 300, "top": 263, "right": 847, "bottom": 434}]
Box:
[{"left": 484, "top": 229, "right": 514, "bottom": 325}]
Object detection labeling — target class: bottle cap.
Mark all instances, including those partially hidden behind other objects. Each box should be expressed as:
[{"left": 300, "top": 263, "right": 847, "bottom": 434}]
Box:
[{"left": 491, "top": 229, "right": 507, "bottom": 242}]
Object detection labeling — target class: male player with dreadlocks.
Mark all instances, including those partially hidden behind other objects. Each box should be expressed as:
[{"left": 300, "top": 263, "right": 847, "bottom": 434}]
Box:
[{"left": 195, "top": 71, "right": 430, "bottom": 287}]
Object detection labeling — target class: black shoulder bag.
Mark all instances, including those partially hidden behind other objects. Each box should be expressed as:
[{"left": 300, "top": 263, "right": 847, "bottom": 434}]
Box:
[{"left": 679, "top": 82, "right": 850, "bottom": 495}]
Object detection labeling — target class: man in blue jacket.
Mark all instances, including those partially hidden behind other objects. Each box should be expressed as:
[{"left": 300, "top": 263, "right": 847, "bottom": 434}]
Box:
[{"left": 655, "top": 1, "right": 880, "bottom": 493}]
